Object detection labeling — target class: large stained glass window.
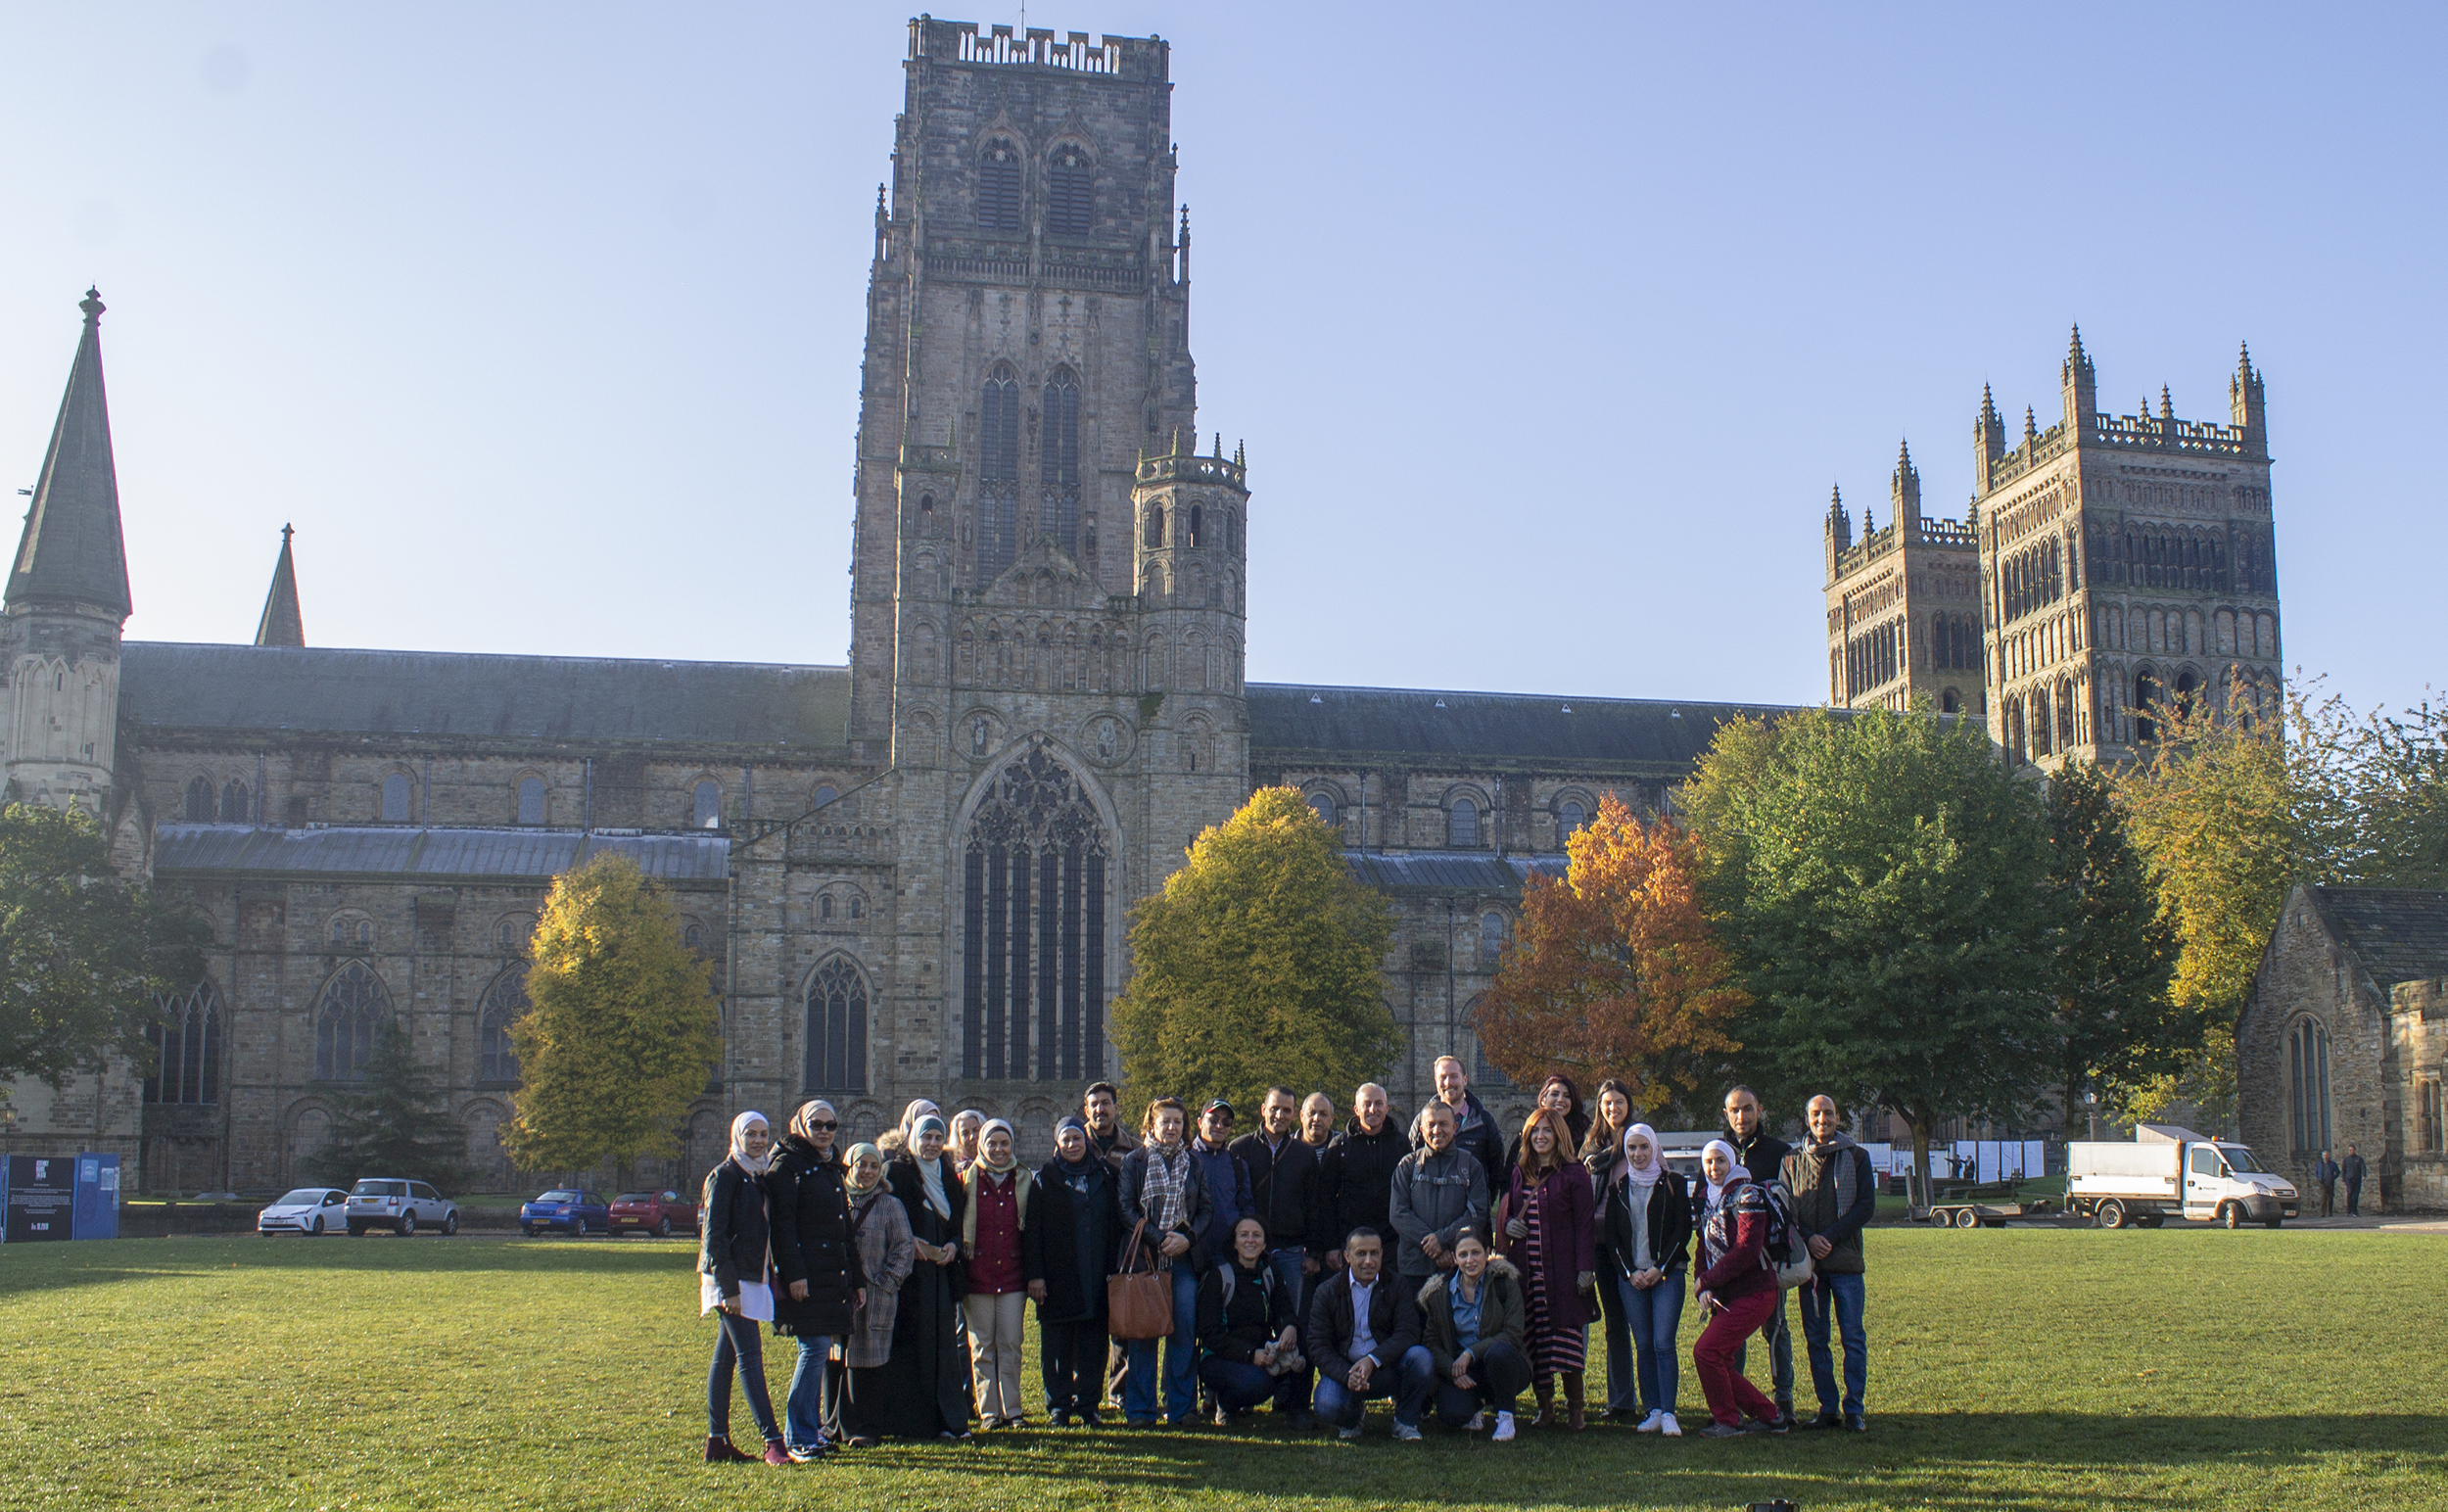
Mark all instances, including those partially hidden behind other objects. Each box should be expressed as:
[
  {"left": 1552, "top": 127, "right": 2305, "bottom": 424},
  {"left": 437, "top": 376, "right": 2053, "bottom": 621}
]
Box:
[{"left": 963, "top": 745, "right": 1108, "bottom": 1082}]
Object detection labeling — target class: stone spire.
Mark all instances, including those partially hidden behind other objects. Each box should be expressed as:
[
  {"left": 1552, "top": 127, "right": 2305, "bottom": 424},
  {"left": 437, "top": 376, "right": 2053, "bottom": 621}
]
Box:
[
  {"left": 254, "top": 524, "right": 305, "bottom": 647},
  {"left": 6, "top": 290, "right": 131, "bottom": 619}
]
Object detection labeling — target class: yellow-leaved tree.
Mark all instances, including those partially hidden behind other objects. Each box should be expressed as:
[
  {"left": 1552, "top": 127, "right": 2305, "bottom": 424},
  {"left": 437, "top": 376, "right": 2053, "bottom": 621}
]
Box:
[
  {"left": 1111, "top": 786, "right": 1398, "bottom": 1116},
  {"left": 499, "top": 854, "right": 723, "bottom": 1178}
]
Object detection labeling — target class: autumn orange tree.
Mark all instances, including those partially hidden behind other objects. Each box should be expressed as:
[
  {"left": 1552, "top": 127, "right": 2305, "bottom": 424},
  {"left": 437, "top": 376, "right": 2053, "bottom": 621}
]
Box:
[{"left": 1477, "top": 795, "right": 1746, "bottom": 1115}]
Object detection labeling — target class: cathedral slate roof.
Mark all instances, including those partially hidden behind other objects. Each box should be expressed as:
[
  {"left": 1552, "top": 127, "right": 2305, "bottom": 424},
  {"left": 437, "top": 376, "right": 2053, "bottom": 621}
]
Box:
[
  {"left": 2304, "top": 885, "right": 2448, "bottom": 987},
  {"left": 1248, "top": 684, "right": 1795, "bottom": 770},
  {"left": 153, "top": 823, "right": 729, "bottom": 883},
  {"left": 1342, "top": 851, "right": 1566, "bottom": 893},
  {"left": 119, "top": 643, "right": 851, "bottom": 749}
]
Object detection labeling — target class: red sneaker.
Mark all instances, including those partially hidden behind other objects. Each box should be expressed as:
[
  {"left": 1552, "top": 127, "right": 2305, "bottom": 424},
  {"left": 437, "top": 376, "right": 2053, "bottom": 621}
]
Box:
[{"left": 703, "top": 1436, "right": 755, "bottom": 1463}]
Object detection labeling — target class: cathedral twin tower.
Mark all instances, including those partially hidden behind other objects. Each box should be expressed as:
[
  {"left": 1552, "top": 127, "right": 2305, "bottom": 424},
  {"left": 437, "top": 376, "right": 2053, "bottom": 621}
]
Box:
[{"left": 1823, "top": 327, "right": 2283, "bottom": 767}]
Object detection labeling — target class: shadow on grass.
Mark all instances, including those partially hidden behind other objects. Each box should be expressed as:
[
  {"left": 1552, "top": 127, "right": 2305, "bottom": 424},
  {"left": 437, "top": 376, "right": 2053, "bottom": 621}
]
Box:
[
  {"left": 0, "top": 1232, "right": 696, "bottom": 1296},
  {"left": 833, "top": 1412, "right": 2448, "bottom": 1510}
]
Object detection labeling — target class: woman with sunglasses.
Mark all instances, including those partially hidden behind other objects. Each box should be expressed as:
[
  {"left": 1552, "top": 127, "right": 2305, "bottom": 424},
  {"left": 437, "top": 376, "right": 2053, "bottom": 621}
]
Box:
[{"left": 771, "top": 1100, "right": 869, "bottom": 1461}]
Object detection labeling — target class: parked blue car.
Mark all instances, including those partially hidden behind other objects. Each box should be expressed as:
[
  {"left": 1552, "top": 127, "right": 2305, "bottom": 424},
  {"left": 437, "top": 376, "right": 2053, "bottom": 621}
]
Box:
[{"left": 520, "top": 1189, "right": 610, "bottom": 1237}]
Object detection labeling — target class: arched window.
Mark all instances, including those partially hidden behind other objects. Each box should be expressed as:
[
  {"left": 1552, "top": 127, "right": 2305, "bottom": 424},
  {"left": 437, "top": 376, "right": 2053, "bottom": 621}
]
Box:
[
  {"left": 1046, "top": 143, "right": 1093, "bottom": 236},
  {"left": 2288, "top": 1018, "right": 2331, "bottom": 1154},
  {"left": 962, "top": 746, "right": 1110, "bottom": 1083},
  {"left": 820, "top": 894, "right": 835, "bottom": 922},
  {"left": 1480, "top": 913, "right": 1505, "bottom": 965},
  {"left": 144, "top": 981, "right": 223, "bottom": 1105},
  {"left": 1308, "top": 791, "right": 1338, "bottom": 828},
  {"left": 2174, "top": 669, "right": 2199, "bottom": 726},
  {"left": 1941, "top": 686, "right": 1960, "bottom": 715},
  {"left": 1188, "top": 504, "right": 1203, "bottom": 548},
  {"left": 382, "top": 773, "right": 411, "bottom": 823},
  {"left": 683, "top": 922, "right": 704, "bottom": 951},
  {"left": 517, "top": 777, "right": 544, "bottom": 826},
  {"left": 185, "top": 777, "right": 215, "bottom": 823},
  {"left": 1144, "top": 504, "right": 1165, "bottom": 548},
  {"left": 811, "top": 784, "right": 840, "bottom": 812},
  {"left": 221, "top": 780, "right": 250, "bottom": 825},
  {"left": 313, "top": 961, "right": 391, "bottom": 1082},
  {"left": 499, "top": 915, "right": 532, "bottom": 952},
  {"left": 1557, "top": 799, "right": 1587, "bottom": 845},
  {"left": 977, "top": 137, "right": 1021, "bottom": 232},
  {"left": 1448, "top": 796, "right": 1479, "bottom": 848},
  {"left": 978, "top": 365, "right": 1021, "bottom": 585},
  {"left": 2134, "top": 670, "right": 2161, "bottom": 744},
  {"left": 692, "top": 780, "right": 723, "bottom": 830},
  {"left": 805, "top": 956, "right": 871, "bottom": 1092},
  {"left": 1041, "top": 367, "right": 1081, "bottom": 555},
  {"left": 478, "top": 966, "right": 529, "bottom": 1084}
]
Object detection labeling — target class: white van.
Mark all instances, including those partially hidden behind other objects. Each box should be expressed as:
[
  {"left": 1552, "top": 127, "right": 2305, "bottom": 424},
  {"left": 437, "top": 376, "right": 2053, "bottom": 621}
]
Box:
[{"left": 2066, "top": 1124, "right": 2297, "bottom": 1229}]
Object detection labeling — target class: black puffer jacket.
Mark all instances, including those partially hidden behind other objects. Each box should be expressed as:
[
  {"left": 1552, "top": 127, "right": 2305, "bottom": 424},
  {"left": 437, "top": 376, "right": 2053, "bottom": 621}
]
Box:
[
  {"left": 769, "top": 1135, "right": 870, "bottom": 1338},
  {"left": 698, "top": 1157, "right": 771, "bottom": 1300},
  {"left": 1319, "top": 1114, "right": 1408, "bottom": 1253}
]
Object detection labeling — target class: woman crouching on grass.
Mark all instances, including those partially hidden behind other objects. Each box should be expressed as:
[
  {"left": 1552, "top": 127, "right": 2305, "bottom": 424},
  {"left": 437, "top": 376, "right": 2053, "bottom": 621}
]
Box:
[
  {"left": 1689, "top": 1138, "right": 1782, "bottom": 1439},
  {"left": 700, "top": 1110, "right": 788, "bottom": 1465},
  {"left": 1419, "top": 1226, "right": 1530, "bottom": 1441}
]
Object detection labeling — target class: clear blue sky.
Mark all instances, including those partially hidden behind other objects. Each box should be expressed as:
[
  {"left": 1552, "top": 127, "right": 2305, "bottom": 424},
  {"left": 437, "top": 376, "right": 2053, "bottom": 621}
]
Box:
[{"left": 3, "top": 3, "right": 2439, "bottom": 716}]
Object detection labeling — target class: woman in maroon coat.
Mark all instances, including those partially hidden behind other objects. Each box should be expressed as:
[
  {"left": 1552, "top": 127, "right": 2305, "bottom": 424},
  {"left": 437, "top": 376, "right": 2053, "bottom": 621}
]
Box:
[
  {"left": 1497, "top": 1108, "right": 1596, "bottom": 1429},
  {"left": 1689, "top": 1138, "right": 1782, "bottom": 1437}
]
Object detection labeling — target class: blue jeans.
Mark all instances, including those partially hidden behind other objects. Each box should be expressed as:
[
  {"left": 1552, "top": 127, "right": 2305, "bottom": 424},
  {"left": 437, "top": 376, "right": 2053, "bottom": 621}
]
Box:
[
  {"left": 1124, "top": 1263, "right": 1202, "bottom": 1423},
  {"left": 708, "top": 1309, "right": 780, "bottom": 1445},
  {"left": 1267, "top": 1248, "right": 1314, "bottom": 1413},
  {"left": 1797, "top": 1270, "right": 1866, "bottom": 1419},
  {"left": 1311, "top": 1345, "right": 1435, "bottom": 1431},
  {"left": 1595, "top": 1249, "right": 1634, "bottom": 1413},
  {"left": 783, "top": 1333, "right": 831, "bottom": 1451},
  {"left": 1617, "top": 1270, "right": 1684, "bottom": 1416},
  {"left": 1198, "top": 1356, "right": 1294, "bottom": 1413}
]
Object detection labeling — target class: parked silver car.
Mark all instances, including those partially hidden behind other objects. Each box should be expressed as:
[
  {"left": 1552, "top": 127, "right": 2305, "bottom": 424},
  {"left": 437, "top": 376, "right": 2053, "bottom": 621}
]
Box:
[{"left": 345, "top": 1178, "right": 459, "bottom": 1236}]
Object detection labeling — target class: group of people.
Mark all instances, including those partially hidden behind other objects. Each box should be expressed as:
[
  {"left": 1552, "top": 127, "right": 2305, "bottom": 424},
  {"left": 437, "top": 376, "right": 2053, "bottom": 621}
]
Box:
[
  {"left": 691, "top": 1059, "right": 1875, "bottom": 1464},
  {"left": 2310, "top": 1147, "right": 2367, "bottom": 1217}
]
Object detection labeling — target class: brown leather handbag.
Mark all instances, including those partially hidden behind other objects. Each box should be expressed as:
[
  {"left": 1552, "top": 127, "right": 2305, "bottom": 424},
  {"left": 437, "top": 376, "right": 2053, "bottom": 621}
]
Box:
[{"left": 1106, "top": 1218, "right": 1175, "bottom": 1340}]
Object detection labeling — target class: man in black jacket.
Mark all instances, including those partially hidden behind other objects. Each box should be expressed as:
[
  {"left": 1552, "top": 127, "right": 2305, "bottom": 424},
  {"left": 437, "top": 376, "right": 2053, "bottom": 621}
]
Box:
[
  {"left": 1305, "top": 1228, "right": 1434, "bottom": 1440},
  {"left": 1318, "top": 1083, "right": 1406, "bottom": 1268},
  {"left": 1782, "top": 1094, "right": 1873, "bottom": 1433},
  {"left": 2341, "top": 1146, "right": 2367, "bottom": 1216},
  {"left": 1231, "top": 1086, "right": 1325, "bottom": 1424},
  {"left": 1424, "top": 1055, "right": 1507, "bottom": 1194},
  {"left": 1724, "top": 1083, "right": 1796, "bottom": 1424}
]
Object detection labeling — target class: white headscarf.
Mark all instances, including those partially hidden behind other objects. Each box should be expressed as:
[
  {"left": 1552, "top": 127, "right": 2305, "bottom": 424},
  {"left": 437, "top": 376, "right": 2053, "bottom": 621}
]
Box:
[
  {"left": 900, "top": 1099, "right": 941, "bottom": 1140},
  {"left": 1622, "top": 1123, "right": 1665, "bottom": 1189},
  {"left": 729, "top": 1110, "right": 774, "bottom": 1175},
  {"left": 909, "top": 1113, "right": 953, "bottom": 1219},
  {"left": 1701, "top": 1138, "right": 1749, "bottom": 1214}
]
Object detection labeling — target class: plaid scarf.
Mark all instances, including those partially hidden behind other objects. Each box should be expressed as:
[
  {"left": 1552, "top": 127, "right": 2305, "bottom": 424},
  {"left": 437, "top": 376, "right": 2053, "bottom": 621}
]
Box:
[{"left": 1141, "top": 1143, "right": 1191, "bottom": 1239}]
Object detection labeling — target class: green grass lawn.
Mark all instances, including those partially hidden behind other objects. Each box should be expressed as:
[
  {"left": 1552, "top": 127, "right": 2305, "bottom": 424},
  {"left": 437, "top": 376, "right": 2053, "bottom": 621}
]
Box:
[{"left": 0, "top": 1226, "right": 2438, "bottom": 1511}]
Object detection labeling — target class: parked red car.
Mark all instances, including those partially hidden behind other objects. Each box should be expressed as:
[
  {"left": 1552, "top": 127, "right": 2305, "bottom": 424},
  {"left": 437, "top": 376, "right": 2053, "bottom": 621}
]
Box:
[{"left": 608, "top": 1189, "right": 699, "bottom": 1238}]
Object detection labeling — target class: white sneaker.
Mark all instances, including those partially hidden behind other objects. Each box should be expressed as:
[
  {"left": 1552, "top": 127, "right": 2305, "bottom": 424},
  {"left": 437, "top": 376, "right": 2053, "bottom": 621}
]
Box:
[
  {"left": 1464, "top": 1411, "right": 1485, "bottom": 1432},
  {"left": 1661, "top": 1412, "right": 1683, "bottom": 1438},
  {"left": 1636, "top": 1409, "right": 1666, "bottom": 1434},
  {"left": 1338, "top": 1424, "right": 1363, "bottom": 1441},
  {"left": 1490, "top": 1411, "right": 1516, "bottom": 1442},
  {"left": 1392, "top": 1421, "right": 1423, "bottom": 1442}
]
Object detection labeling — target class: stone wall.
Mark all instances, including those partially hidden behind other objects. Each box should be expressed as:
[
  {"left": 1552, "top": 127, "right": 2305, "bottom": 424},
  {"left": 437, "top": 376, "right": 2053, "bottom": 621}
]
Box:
[
  {"left": 2389, "top": 978, "right": 2447, "bottom": 1210},
  {"left": 2238, "top": 888, "right": 2396, "bottom": 1210}
]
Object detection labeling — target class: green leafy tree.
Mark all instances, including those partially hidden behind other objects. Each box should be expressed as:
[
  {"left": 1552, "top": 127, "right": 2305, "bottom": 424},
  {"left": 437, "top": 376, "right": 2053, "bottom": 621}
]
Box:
[
  {"left": 2347, "top": 694, "right": 2448, "bottom": 890},
  {"left": 0, "top": 802, "right": 206, "bottom": 1090},
  {"left": 499, "top": 855, "right": 722, "bottom": 1177},
  {"left": 2044, "top": 761, "right": 2182, "bottom": 1137},
  {"left": 1112, "top": 786, "right": 1398, "bottom": 1115},
  {"left": 1689, "top": 705, "right": 2066, "bottom": 1206},
  {"left": 308, "top": 1021, "right": 470, "bottom": 1190}
]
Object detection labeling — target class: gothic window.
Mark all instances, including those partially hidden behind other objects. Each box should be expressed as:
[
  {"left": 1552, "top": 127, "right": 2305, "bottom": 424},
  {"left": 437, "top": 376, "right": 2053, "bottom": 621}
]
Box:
[
  {"left": 820, "top": 894, "right": 835, "bottom": 922},
  {"left": 2288, "top": 1018, "right": 2331, "bottom": 1154},
  {"left": 684, "top": 922, "right": 704, "bottom": 951},
  {"left": 962, "top": 746, "right": 1110, "bottom": 1084},
  {"left": 1144, "top": 503, "right": 1165, "bottom": 548},
  {"left": 144, "top": 981, "right": 223, "bottom": 1106},
  {"left": 2134, "top": 671, "right": 2161, "bottom": 744},
  {"left": 382, "top": 773, "right": 411, "bottom": 823},
  {"left": 517, "top": 777, "right": 545, "bottom": 826},
  {"left": 849, "top": 895, "right": 865, "bottom": 920},
  {"left": 1557, "top": 798, "right": 1587, "bottom": 845},
  {"left": 1188, "top": 504, "right": 1203, "bottom": 547},
  {"left": 222, "top": 780, "right": 250, "bottom": 825},
  {"left": 693, "top": 780, "right": 723, "bottom": 830},
  {"left": 977, "top": 137, "right": 1021, "bottom": 233},
  {"left": 313, "top": 960, "right": 392, "bottom": 1082},
  {"left": 1041, "top": 367, "right": 1081, "bottom": 555},
  {"left": 918, "top": 494, "right": 935, "bottom": 535},
  {"left": 2422, "top": 1077, "right": 2444, "bottom": 1155},
  {"left": 1941, "top": 686, "right": 1960, "bottom": 715},
  {"left": 978, "top": 364, "right": 1021, "bottom": 586},
  {"left": 1480, "top": 913, "right": 1505, "bottom": 965},
  {"left": 478, "top": 966, "right": 529, "bottom": 1084},
  {"left": 499, "top": 915, "right": 532, "bottom": 952},
  {"left": 1448, "top": 796, "right": 1479, "bottom": 849},
  {"left": 1046, "top": 143, "right": 1093, "bottom": 236},
  {"left": 805, "top": 956, "right": 871, "bottom": 1093},
  {"left": 1308, "top": 791, "right": 1338, "bottom": 828},
  {"left": 1226, "top": 510, "right": 1240, "bottom": 554},
  {"left": 185, "top": 776, "right": 215, "bottom": 823}
]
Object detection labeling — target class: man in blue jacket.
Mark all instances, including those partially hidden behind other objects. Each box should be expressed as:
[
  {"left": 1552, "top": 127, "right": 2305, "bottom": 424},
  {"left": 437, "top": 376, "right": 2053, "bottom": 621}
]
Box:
[{"left": 1190, "top": 1099, "right": 1256, "bottom": 1267}]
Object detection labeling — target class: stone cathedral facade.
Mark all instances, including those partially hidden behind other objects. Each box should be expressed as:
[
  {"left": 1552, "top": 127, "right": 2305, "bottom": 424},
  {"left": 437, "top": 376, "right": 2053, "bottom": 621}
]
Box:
[{"left": 1, "top": 22, "right": 1777, "bottom": 1194}]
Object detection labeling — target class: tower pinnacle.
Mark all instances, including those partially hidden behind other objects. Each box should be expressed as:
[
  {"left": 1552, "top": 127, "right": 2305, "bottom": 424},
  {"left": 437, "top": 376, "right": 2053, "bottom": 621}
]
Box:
[
  {"left": 6, "top": 288, "right": 131, "bottom": 619},
  {"left": 255, "top": 525, "right": 306, "bottom": 648}
]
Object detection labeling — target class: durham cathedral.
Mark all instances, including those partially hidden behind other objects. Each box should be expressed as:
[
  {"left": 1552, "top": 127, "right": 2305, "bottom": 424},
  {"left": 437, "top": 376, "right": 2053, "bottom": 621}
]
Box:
[{"left": 3, "top": 20, "right": 2292, "bottom": 1195}]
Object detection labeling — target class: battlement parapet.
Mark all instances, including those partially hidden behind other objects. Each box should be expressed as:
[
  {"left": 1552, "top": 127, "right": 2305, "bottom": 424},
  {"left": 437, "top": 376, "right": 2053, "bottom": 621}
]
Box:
[
  {"left": 912, "top": 19, "right": 1166, "bottom": 81},
  {"left": 1135, "top": 451, "right": 1246, "bottom": 491}
]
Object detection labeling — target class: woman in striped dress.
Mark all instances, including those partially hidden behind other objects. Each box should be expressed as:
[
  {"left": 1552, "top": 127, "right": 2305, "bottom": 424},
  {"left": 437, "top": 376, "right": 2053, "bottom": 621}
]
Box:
[{"left": 1498, "top": 1108, "right": 1596, "bottom": 1429}]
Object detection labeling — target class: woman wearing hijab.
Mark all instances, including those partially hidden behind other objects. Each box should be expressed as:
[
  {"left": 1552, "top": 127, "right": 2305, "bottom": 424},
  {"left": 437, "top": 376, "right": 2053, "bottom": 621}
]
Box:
[
  {"left": 951, "top": 1110, "right": 986, "bottom": 1174},
  {"left": 1116, "top": 1096, "right": 1214, "bottom": 1427},
  {"left": 1690, "top": 1138, "right": 1781, "bottom": 1437},
  {"left": 1600, "top": 1122, "right": 1693, "bottom": 1437},
  {"left": 1501, "top": 1074, "right": 1592, "bottom": 1176},
  {"left": 1496, "top": 1107, "right": 1596, "bottom": 1429},
  {"left": 770, "top": 1100, "right": 869, "bottom": 1461},
  {"left": 1025, "top": 1114, "right": 1120, "bottom": 1426},
  {"left": 961, "top": 1117, "right": 1031, "bottom": 1428},
  {"left": 826, "top": 1143, "right": 915, "bottom": 1448},
  {"left": 1579, "top": 1079, "right": 1637, "bottom": 1420},
  {"left": 882, "top": 1098, "right": 941, "bottom": 1157},
  {"left": 875, "top": 1112, "right": 971, "bottom": 1440},
  {"left": 699, "top": 1110, "right": 789, "bottom": 1465}
]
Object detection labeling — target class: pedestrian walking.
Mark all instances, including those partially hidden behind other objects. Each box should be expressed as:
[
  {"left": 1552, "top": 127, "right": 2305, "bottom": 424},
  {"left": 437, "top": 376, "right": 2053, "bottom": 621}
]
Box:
[
  {"left": 770, "top": 1099, "right": 869, "bottom": 1461},
  {"left": 1417, "top": 1226, "right": 1530, "bottom": 1440},
  {"left": 1689, "top": 1139, "right": 1784, "bottom": 1439},
  {"left": 2313, "top": 1151, "right": 2338, "bottom": 1217},
  {"left": 699, "top": 1110, "right": 789, "bottom": 1465},
  {"left": 1601, "top": 1122, "right": 1690, "bottom": 1438},
  {"left": 1497, "top": 1108, "right": 1595, "bottom": 1430},
  {"left": 1781, "top": 1095, "right": 1871, "bottom": 1433}
]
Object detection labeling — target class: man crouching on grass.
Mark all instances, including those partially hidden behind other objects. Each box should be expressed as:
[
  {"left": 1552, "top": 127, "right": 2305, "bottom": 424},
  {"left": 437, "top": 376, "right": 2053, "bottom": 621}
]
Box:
[{"left": 1305, "top": 1228, "right": 1435, "bottom": 1441}]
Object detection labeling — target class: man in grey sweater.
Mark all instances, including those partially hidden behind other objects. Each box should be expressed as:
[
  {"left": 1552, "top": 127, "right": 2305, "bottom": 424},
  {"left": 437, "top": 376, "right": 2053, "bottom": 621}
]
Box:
[{"left": 1389, "top": 1102, "right": 1489, "bottom": 1285}]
